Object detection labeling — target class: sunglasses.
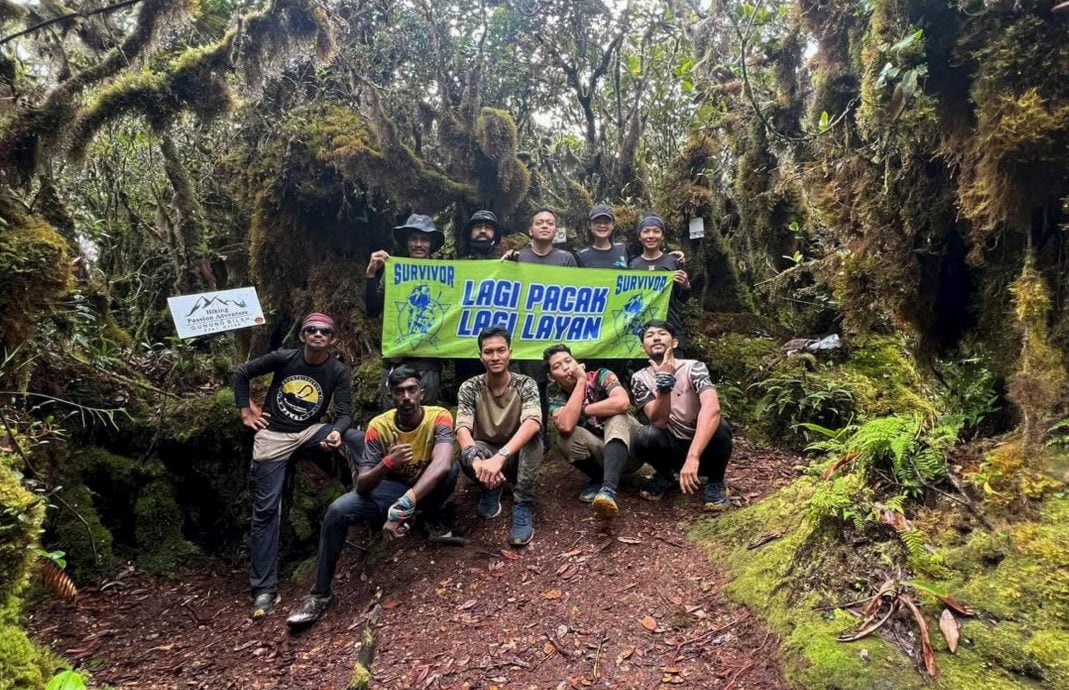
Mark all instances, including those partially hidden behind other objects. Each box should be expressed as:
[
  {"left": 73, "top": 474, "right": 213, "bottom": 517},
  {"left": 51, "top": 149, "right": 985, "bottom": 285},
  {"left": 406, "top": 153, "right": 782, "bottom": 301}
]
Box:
[{"left": 302, "top": 326, "right": 334, "bottom": 336}]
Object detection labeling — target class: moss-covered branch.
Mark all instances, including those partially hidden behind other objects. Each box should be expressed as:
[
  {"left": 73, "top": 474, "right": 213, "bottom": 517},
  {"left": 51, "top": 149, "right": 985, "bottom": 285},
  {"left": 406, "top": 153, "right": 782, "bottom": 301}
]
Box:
[{"left": 66, "top": 0, "right": 334, "bottom": 163}]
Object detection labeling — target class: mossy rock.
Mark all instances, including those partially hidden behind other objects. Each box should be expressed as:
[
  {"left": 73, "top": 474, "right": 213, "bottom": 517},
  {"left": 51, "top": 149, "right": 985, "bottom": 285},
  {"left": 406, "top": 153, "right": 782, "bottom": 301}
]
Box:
[
  {"left": 51, "top": 483, "right": 115, "bottom": 584},
  {"left": 698, "top": 471, "right": 1069, "bottom": 688},
  {"left": 842, "top": 336, "right": 936, "bottom": 418},
  {"left": 0, "top": 455, "right": 45, "bottom": 609},
  {"left": 287, "top": 461, "right": 345, "bottom": 545},
  {"left": 134, "top": 479, "right": 197, "bottom": 577},
  {"left": 0, "top": 457, "right": 62, "bottom": 690},
  {"left": 0, "top": 624, "right": 59, "bottom": 690}
]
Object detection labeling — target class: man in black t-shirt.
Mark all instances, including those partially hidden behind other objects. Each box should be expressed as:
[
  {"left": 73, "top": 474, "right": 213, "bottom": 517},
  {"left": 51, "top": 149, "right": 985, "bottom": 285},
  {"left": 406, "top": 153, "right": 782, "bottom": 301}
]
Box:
[
  {"left": 233, "top": 312, "right": 364, "bottom": 618},
  {"left": 629, "top": 214, "right": 691, "bottom": 355}
]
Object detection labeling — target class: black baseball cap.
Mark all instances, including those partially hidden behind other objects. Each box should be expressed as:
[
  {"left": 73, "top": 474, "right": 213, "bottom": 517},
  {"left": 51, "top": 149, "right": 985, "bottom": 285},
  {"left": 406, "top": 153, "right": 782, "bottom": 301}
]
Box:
[{"left": 588, "top": 203, "right": 615, "bottom": 221}]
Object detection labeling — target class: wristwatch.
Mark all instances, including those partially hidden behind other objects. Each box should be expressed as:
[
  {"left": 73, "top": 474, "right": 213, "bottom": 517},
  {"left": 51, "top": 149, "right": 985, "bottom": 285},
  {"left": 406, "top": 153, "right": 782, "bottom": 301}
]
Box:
[{"left": 496, "top": 447, "right": 511, "bottom": 459}]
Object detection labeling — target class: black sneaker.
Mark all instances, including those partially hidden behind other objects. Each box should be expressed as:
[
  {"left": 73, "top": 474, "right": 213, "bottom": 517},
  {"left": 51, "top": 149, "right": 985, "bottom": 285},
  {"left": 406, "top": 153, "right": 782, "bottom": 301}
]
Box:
[
  {"left": 286, "top": 595, "right": 331, "bottom": 627},
  {"left": 478, "top": 486, "right": 503, "bottom": 519},
  {"left": 509, "top": 502, "right": 534, "bottom": 546},
  {"left": 251, "top": 591, "right": 280, "bottom": 618},
  {"left": 578, "top": 479, "right": 600, "bottom": 503},
  {"left": 702, "top": 481, "right": 731, "bottom": 512},
  {"left": 639, "top": 473, "right": 675, "bottom": 501}
]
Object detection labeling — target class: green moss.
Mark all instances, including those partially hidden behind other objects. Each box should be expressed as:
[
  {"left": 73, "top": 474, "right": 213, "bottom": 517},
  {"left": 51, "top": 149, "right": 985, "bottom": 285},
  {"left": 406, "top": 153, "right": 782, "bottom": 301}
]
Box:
[
  {"left": 692, "top": 479, "right": 928, "bottom": 688},
  {"left": 51, "top": 484, "right": 115, "bottom": 583},
  {"left": 0, "top": 454, "right": 60, "bottom": 690},
  {"left": 0, "top": 193, "right": 72, "bottom": 350},
  {"left": 134, "top": 479, "right": 197, "bottom": 577},
  {"left": 693, "top": 469, "right": 1069, "bottom": 688},
  {"left": 842, "top": 336, "right": 936, "bottom": 417},
  {"left": 347, "top": 662, "right": 371, "bottom": 689},
  {"left": 0, "top": 624, "right": 57, "bottom": 690},
  {"left": 289, "top": 468, "right": 344, "bottom": 543}
]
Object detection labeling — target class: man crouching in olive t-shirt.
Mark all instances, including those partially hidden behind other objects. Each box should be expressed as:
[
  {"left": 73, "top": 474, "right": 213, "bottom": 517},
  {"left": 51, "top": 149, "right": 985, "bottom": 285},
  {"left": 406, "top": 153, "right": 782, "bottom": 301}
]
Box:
[{"left": 456, "top": 326, "right": 543, "bottom": 547}]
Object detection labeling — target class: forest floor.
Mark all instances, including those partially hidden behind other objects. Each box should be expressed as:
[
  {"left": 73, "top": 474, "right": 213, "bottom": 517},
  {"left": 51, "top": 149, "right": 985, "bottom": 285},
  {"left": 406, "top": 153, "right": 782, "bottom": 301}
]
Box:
[{"left": 28, "top": 438, "right": 801, "bottom": 689}]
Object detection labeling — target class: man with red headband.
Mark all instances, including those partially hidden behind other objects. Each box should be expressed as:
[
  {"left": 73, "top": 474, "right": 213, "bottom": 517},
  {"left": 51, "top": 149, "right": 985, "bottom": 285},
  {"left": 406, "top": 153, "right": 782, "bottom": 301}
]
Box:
[{"left": 233, "top": 312, "right": 364, "bottom": 618}]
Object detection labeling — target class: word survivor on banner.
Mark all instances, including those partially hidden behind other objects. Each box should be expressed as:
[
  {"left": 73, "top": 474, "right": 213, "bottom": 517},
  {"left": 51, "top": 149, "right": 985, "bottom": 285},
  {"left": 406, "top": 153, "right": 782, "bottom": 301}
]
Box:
[{"left": 381, "top": 258, "right": 672, "bottom": 360}]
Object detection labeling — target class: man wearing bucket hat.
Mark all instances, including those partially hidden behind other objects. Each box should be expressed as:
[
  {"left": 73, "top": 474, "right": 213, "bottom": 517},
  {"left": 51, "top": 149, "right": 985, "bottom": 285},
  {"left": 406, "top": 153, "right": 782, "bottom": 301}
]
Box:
[
  {"left": 365, "top": 213, "right": 446, "bottom": 406},
  {"left": 233, "top": 312, "right": 365, "bottom": 618}
]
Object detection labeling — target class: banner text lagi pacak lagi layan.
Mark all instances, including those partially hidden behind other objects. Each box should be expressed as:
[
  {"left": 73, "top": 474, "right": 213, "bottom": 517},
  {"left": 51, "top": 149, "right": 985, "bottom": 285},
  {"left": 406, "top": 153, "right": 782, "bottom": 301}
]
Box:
[{"left": 381, "top": 258, "right": 671, "bottom": 360}]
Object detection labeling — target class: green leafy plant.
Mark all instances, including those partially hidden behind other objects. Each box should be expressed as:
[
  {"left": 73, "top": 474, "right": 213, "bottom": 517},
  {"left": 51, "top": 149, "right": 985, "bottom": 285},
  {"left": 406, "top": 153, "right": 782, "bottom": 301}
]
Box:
[
  {"left": 46, "top": 670, "right": 88, "bottom": 690},
  {"left": 751, "top": 364, "right": 857, "bottom": 448}
]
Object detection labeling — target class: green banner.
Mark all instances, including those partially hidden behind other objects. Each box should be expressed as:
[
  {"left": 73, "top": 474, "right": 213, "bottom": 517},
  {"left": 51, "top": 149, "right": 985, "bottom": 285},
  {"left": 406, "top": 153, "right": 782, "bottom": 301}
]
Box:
[{"left": 381, "top": 258, "right": 672, "bottom": 360}]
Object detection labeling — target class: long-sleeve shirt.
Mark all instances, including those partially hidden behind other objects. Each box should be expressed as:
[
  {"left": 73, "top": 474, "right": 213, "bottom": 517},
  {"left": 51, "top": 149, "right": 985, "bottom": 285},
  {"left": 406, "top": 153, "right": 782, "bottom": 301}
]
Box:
[{"left": 233, "top": 349, "right": 352, "bottom": 434}]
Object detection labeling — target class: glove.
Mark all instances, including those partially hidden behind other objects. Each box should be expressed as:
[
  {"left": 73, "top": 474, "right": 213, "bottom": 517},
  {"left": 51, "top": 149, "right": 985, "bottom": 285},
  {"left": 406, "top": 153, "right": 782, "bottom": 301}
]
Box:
[
  {"left": 387, "top": 492, "right": 416, "bottom": 524},
  {"left": 655, "top": 372, "right": 676, "bottom": 392}
]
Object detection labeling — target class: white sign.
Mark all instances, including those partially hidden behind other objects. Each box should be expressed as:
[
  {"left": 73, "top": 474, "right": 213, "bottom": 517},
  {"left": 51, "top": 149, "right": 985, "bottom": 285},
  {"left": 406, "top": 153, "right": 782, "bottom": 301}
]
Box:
[
  {"left": 689, "top": 217, "right": 705, "bottom": 239},
  {"left": 553, "top": 225, "right": 569, "bottom": 245},
  {"left": 168, "top": 287, "right": 265, "bottom": 339}
]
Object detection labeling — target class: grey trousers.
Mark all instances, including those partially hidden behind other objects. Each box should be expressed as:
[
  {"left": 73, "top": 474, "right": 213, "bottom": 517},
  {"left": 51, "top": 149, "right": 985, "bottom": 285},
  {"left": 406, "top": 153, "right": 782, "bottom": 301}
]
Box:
[
  {"left": 457, "top": 437, "right": 544, "bottom": 505},
  {"left": 248, "top": 425, "right": 364, "bottom": 596}
]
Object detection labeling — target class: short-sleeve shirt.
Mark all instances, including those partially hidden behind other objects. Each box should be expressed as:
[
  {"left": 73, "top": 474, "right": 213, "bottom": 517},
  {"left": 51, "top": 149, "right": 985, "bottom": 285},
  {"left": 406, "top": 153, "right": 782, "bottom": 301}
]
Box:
[
  {"left": 628, "top": 253, "right": 691, "bottom": 345},
  {"left": 576, "top": 243, "right": 629, "bottom": 269},
  {"left": 456, "top": 373, "right": 542, "bottom": 444},
  {"left": 547, "top": 367, "right": 622, "bottom": 435},
  {"left": 631, "top": 359, "right": 715, "bottom": 440},
  {"left": 359, "top": 406, "right": 454, "bottom": 484},
  {"left": 517, "top": 247, "right": 578, "bottom": 267}
]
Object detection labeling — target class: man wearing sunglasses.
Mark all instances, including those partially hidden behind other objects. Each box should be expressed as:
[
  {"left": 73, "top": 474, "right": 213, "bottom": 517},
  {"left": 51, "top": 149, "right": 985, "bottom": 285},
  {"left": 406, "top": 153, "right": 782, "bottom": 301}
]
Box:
[{"left": 233, "top": 312, "right": 364, "bottom": 619}]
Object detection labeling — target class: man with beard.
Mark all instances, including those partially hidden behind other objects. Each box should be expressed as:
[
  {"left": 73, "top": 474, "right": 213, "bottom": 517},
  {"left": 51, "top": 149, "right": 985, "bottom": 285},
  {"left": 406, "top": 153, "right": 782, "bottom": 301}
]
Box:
[
  {"left": 456, "top": 210, "right": 508, "bottom": 384},
  {"left": 630, "top": 320, "right": 733, "bottom": 512},
  {"left": 456, "top": 326, "right": 543, "bottom": 546},
  {"left": 286, "top": 365, "right": 457, "bottom": 627},
  {"left": 233, "top": 312, "right": 364, "bottom": 618},
  {"left": 365, "top": 213, "right": 446, "bottom": 406}
]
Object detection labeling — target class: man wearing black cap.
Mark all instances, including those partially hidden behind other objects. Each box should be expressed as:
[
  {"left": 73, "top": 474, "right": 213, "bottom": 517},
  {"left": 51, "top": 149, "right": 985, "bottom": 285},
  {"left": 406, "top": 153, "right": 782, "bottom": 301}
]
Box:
[
  {"left": 233, "top": 312, "right": 365, "bottom": 618},
  {"left": 456, "top": 210, "right": 509, "bottom": 384},
  {"left": 629, "top": 213, "right": 691, "bottom": 355},
  {"left": 365, "top": 213, "right": 446, "bottom": 406},
  {"left": 576, "top": 203, "right": 630, "bottom": 269},
  {"left": 463, "top": 209, "right": 505, "bottom": 260}
]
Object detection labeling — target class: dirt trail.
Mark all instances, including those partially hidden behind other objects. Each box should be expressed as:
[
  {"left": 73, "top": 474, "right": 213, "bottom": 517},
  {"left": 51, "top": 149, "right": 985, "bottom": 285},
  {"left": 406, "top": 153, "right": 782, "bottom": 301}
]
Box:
[{"left": 28, "top": 439, "right": 799, "bottom": 689}]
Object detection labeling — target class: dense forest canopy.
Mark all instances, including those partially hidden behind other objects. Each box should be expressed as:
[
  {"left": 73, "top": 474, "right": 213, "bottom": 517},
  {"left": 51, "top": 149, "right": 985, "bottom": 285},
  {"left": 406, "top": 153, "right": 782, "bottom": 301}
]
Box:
[{"left": 2, "top": 0, "right": 1069, "bottom": 688}]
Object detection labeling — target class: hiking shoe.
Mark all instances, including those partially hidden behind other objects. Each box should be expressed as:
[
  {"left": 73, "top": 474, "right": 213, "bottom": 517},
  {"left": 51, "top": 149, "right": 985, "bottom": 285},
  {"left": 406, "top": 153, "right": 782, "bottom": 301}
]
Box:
[
  {"left": 639, "top": 473, "right": 676, "bottom": 501},
  {"left": 286, "top": 594, "right": 331, "bottom": 627},
  {"left": 477, "top": 486, "right": 503, "bottom": 519},
  {"left": 578, "top": 479, "right": 601, "bottom": 503},
  {"left": 592, "top": 486, "right": 619, "bottom": 519},
  {"left": 703, "top": 481, "right": 731, "bottom": 512},
  {"left": 509, "top": 503, "right": 534, "bottom": 547},
  {"left": 424, "top": 519, "right": 454, "bottom": 539},
  {"left": 251, "top": 591, "right": 280, "bottom": 618}
]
